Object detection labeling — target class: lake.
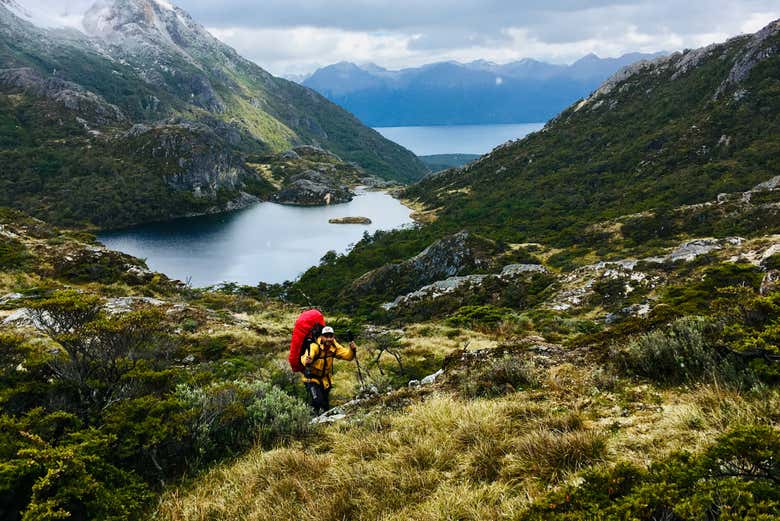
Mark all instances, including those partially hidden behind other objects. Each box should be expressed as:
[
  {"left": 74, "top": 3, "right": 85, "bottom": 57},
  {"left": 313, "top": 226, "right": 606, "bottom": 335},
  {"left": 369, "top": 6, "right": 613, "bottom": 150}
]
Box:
[
  {"left": 99, "top": 189, "right": 413, "bottom": 287},
  {"left": 374, "top": 123, "right": 545, "bottom": 156}
]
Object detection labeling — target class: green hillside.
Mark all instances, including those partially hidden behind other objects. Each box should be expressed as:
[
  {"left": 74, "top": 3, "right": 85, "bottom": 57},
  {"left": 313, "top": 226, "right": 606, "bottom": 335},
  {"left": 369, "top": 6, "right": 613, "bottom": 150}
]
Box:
[
  {"left": 292, "top": 20, "right": 780, "bottom": 311},
  {"left": 0, "top": 1, "right": 427, "bottom": 228}
]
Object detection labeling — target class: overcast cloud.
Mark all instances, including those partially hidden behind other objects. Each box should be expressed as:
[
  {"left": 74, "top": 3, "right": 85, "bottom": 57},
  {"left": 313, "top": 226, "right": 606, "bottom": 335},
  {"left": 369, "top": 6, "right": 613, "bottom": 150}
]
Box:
[{"left": 15, "top": 0, "right": 780, "bottom": 76}]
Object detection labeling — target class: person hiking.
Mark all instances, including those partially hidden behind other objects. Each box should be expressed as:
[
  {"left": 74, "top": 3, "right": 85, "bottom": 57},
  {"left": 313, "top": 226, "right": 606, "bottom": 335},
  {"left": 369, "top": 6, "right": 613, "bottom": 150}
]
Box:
[{"left": 301, "top": 326, "right": 356, "bottom": 414}]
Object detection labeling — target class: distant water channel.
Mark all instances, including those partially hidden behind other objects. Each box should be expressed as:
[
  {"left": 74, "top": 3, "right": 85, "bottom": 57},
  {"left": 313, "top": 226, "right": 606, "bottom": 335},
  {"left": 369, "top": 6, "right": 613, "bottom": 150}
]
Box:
[
  {"left": 374, "top": 123, "right": 545, "bottom": 156},
  {"left": 99, "top": 189, "right": 413, "bottom": 287}
]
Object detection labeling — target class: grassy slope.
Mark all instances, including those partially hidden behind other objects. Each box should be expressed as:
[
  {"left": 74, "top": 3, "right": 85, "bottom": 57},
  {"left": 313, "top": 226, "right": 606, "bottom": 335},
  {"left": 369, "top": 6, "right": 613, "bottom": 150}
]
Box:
[{"left": 156, "top": 371, "right": 777, "bottom": 520}]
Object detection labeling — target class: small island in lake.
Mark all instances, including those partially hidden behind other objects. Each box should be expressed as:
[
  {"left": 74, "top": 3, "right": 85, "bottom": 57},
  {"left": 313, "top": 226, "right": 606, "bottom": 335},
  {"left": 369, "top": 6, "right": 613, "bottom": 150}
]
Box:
[{"left": 329, "top": 216, "right": 372, "bottom": 225}]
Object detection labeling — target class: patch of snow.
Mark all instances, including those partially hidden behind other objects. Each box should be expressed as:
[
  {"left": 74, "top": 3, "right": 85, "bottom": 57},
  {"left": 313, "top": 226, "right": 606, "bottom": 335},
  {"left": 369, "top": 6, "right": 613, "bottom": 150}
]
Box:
[{"left": 153, "top": 0, "right": 174, "bottom": 10}]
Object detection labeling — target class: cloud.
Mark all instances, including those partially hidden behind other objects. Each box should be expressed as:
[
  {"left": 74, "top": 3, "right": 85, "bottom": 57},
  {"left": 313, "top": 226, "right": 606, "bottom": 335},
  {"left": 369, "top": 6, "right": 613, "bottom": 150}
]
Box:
[{"left": 11, "top": 0, "right": 780, "bottom": 75}]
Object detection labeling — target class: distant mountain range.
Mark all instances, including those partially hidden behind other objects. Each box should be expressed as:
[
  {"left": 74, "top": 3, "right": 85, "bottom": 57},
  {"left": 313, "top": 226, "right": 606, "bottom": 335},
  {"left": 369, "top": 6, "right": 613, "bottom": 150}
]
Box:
[{"left": 303, "top": 53, "right": 666, "bottom": 126}]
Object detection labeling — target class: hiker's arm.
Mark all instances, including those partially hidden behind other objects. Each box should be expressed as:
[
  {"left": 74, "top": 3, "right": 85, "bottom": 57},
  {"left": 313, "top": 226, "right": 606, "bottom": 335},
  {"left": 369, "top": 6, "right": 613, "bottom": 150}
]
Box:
[
  {"left": 334, "top": 340, "right": 355, "bottom": 361},
  {"left": 302, "top": 342, "right": 320, "bottom": 366}
]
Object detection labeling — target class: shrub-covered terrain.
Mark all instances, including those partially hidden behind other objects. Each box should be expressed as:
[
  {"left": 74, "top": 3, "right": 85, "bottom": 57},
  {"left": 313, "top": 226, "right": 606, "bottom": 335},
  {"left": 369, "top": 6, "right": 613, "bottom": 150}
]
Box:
[{"left": 2, "top": 18, "right": 780, "bottom": 521}]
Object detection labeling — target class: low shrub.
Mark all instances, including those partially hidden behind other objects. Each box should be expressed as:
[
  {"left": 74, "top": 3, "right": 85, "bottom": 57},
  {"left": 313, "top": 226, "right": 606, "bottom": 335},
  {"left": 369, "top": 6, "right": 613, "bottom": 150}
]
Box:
[
  {"left": 448, "top": 305, "right": 517, "bottom": 331},
  {"left": 176, "top": 379, "right": 310, "bottom": 462},
  {"left": 0, "top": 237, "right": 31, "bottom": 270},
  {"left": 620, "top": 316, "right": 721, "bottom": 384},
  {"left": 460, "top": 354, "right": 540, "bottom": 398}
]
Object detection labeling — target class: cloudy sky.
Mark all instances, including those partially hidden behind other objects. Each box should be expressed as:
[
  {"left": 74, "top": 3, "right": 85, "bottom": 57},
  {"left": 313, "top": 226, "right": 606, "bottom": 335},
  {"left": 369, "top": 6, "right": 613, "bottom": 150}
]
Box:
[{"left": 13, "top": 0, "right": 780, "bottom": 76}]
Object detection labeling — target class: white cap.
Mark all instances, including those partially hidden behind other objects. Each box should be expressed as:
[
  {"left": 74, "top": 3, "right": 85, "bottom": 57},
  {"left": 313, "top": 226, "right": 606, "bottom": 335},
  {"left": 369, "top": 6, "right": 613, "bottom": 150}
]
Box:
[{"left": 322, "top": 326, "right": 335, "bottom": 335}]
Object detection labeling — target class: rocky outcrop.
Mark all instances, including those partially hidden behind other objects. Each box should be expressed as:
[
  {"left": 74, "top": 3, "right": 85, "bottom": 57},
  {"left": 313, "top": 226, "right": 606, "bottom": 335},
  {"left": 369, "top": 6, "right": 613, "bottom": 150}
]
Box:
[
  {"left": 329, "top": 217, "right": 372, "bottom": 225},
  {"left": 715, "top": 19, "right": 780, "bottom": 98},
  {"left": 274, "top": 170, "right": 353, "bottom": 206},
  {"left": 123, "top": 122, "right": 262, "bottom": 201},
  {"left": 576, "top": 18, "right": 779, "bottom": 111},
  {"left": 0, "top": 67, "right": 127, "bottom": 125},
  {"left": 383, "top": 264, "right": 548, "bottom": 311},
  {"left": 350, "top": 231, "right": 508, "bottom": 300}
]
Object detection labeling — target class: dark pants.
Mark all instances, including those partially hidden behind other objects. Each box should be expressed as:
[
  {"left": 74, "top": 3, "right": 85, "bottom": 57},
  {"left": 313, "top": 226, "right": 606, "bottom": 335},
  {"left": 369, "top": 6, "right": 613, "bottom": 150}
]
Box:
[{"left": 305, "top": 382, "right": 330, "bottom": 414}]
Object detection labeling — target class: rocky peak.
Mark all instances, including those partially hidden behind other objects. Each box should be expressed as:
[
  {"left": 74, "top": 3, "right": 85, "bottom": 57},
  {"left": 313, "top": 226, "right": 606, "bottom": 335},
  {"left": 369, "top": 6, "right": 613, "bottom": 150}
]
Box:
[
  {"left": 577, "top": 18, "right": 779, "bottom": 110},
  {"left": 84, "top": 0, "right": 199, "bottom": 49}
]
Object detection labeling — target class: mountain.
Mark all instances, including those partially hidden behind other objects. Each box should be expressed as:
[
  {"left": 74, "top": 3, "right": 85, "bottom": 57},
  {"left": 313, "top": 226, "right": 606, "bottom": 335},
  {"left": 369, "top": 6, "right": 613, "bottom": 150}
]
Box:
[
  {"left": 292, "top": 18, "right": 780, "bottom": 312},
  {"left": 3, "top": 17, "right": 780, "bottom": 521},
  {"left": 0, "top": 0, "right": 427, "bottom": 228},
  {"left": 303, "top": 52, "right": 665, "bottom": 126}
]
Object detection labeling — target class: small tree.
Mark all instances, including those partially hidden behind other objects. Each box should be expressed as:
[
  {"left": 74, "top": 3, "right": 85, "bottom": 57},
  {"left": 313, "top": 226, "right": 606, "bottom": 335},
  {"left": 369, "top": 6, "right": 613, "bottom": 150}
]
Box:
[{"left": 29, "top": 291, "right": 174, "bottom": 418}]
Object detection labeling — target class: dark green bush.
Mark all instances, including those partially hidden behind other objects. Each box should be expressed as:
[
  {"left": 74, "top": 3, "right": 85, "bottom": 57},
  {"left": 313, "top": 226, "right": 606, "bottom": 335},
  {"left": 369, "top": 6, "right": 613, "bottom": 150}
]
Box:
[
  {"left": 0, "top": 237, "right": 31, "bottom": 269},
  {"left": 448, "top": 305, "right": 516, "bottom": 331},
  {"left": 521, "top": 425, "right": 780, "bottom": 520}
]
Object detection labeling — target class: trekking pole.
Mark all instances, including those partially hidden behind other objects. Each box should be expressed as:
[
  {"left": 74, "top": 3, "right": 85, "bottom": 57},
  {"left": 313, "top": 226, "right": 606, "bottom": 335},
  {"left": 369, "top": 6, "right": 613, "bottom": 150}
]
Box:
[{"left": 347, "top": 330, "right": 366, "bottom": 388}]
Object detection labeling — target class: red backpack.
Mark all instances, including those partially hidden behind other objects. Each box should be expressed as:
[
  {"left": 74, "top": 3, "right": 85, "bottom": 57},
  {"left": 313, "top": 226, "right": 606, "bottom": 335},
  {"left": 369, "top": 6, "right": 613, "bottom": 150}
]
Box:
[{"left": 288, "top": 309, "right": 325, "bottom": 372}]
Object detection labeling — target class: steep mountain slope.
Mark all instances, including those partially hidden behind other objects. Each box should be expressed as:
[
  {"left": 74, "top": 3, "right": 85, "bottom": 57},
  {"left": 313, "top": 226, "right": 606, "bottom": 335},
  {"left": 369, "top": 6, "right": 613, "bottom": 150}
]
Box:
[
  {"left": 0, "top": 0, "right": 426, "bottom": 228},
  {"left": 406, "top": 20, "right": 780, "bottom": 244},
  {"left": 303, "top": 53, "right": 664, "bottom": 126},
  {"left": 292, "top": 19, "right": 780, "bottom": 311}
]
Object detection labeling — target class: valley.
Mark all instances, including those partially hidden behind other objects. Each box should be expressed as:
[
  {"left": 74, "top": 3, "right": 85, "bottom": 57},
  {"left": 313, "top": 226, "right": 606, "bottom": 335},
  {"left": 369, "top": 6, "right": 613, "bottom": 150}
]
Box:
[{"left": 0, "top": 2, "right": 778, "bottom": 521}]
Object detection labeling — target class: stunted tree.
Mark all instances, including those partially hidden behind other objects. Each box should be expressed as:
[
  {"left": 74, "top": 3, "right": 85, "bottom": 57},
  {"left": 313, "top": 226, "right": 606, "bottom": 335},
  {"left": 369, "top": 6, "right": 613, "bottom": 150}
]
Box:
[{"left": 29, "top": 291, "right": 174, "bottom": 418}]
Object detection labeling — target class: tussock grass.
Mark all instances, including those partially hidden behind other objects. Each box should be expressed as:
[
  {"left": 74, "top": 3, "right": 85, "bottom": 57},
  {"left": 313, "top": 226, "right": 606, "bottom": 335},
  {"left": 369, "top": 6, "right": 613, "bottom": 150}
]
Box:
[
  {"left": 156, "top": 354, "right": 777, "bottom": 521},
  {"left": 156, "top": 392, "right": 609, "bottom": 521}
]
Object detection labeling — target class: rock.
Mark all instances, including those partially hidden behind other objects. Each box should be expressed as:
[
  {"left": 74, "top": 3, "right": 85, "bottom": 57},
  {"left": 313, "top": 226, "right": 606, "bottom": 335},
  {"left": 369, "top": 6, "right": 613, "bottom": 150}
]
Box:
[
  {"left": 2, "top": 308, "right": 46, "bottom": 328},
  {"left": 715, "top": 19, "right": 780, "bottom": 98},
  {"left": 311, "top": 413, "right": 347, "bottom": 424},
  {"left": 383, "top": 274, "right": 489, "bottom": 310},
  {"left": 329, "top": 216, "right": 372, "bottom": 225},
  {"left": 0, "top": 293, "right": 24, "bottom": 305},
  {"left": 408, "top": 379, "right": 421, "bottom": 387},
  {"left": 500, "top": 264, "right": 548, "bottom": 277},
  {"left": 182, "top": 354, "right": 196, "bottom": 364},
  {"left": 104, "top": 297, "right": 165, "bottom": 314},
  {"left": 0, "top": 67, "right": 127, "bottom": 125},
  {"left": 645, "top": 237, "right": 742, "bottom": 264},
  {"left": 351, "top": 231, "right": 504, "bottom": 300},
  {"left": 292, "top": 145, "right": 342, "bottom": 162},
  {"left": 752, "top": 175, "right": 780, "bottom": 192},
  {"left": 421, "top": 368, "right": 444, "bottom": 385},
  {"left": 761, "top": 270, "right": 780, "bottom": 296},
  {"left": 274, "top": 170, "right": 353, "bottom": 206}
]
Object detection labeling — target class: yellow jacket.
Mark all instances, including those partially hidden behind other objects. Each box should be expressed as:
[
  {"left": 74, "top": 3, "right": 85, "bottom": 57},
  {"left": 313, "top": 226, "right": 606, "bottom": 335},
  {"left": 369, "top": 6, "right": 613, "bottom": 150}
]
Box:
[{"left": 301, "top": 336, "right": 355, "bottom": 389}]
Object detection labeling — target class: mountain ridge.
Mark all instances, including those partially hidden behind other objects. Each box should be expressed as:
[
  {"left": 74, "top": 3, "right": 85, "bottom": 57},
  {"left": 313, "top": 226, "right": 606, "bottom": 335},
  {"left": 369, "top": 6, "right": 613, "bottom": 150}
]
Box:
[
  {"left": 0, "top": 0, "right": 427, "bottom": 228},
  {"left": 303, "top": 52, "right": 666, "bottom": 126}
]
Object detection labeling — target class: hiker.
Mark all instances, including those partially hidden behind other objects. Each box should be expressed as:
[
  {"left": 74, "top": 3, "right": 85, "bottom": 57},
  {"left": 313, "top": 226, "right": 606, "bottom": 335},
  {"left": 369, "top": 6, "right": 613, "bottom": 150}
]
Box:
[{"left": 301, "top": 326, "right": 356, "bottom": 414}]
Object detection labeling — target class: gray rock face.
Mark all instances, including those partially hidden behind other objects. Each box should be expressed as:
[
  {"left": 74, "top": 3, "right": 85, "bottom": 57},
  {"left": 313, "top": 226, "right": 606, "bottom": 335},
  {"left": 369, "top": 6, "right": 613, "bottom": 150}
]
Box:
[
  {"left": 350, "top": 231, "right": 503, "bottom": 299},
  {"left": 0, "top": 67, "right": 127, "bottom": 125},
  {"left": 644, "top": 238, "right": 743, "bottom": 264},
  {"left": 124, "top": 122, "right": 260, "bottom": 200},
  {"left": 577, "top": 18, "right": 779, "bottom": 110},
  {"left": 274, "top": 170, "right": 353, "bottom": 206},
  {"left": 382, "top": 263, "right": 548, "bottom": 311},
  {"left": 715, "top": 19, "right": 780, "bottom": 98}
]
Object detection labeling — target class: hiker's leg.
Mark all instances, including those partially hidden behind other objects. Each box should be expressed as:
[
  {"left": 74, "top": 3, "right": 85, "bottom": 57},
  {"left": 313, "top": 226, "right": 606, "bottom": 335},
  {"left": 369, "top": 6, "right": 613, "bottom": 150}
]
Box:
[
  {"left": 323, "top": 386, "right": 331, "bottom": 412},
  {"left": 306, "top": 382, "right": 327, "bottom": 414}
]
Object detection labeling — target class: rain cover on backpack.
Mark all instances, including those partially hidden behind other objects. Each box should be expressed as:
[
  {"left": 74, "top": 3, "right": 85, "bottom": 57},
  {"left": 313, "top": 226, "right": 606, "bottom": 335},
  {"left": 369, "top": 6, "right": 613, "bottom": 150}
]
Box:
[{"left": 288, "top": 309, "right": 325, "bottom": 372}]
